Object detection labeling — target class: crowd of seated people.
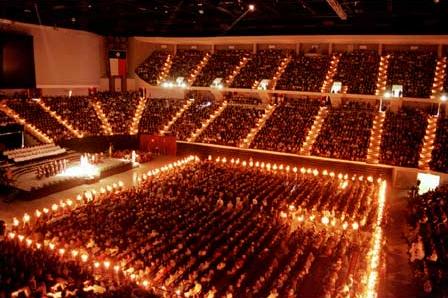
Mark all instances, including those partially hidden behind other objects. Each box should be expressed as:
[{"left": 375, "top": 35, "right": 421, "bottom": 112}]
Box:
[
  {"left": 430, "top": 115, "right": 448, "bottom": 173},
  {"left": 386, "top": 50, "right": 437, "bottom": 98},
  {"left": 380, "top": 106, "right": 428, "bottom": 167},
  {"left": 7, "top": 100, "right": 73, "bottom": 142},
  {"left": 138, "top": 98, "right": 185, "bottom": 135},
  {"left": 111, "top": 150, "right": 152, "bottom": 164},
  {"left": 167, "top": 50, "right": 206, "bottom": 82},
  {"left": 167, "top": 96, "right": 219, "bottom": 141},
  {"left": 227, "top": 96, "right": 262, "bottom": 105},
  {"left": 0, "top": 240, "right": 152, "bottom": 298},
  {"left": 12, "top": 159, "right": 380, "bottom": 297},
  {"left": 35, "top": 159, "right": 68, "bottom": 179},
  {"left": 231, "top": 50, "right": 289, "bottom": 89},
  {"left": 251, "top": 98, "right": 321, "bottom": 154},
  {"left": 194, "top": 50, "right": 250, "bottom": 87},
  {"left": 407, "top": 184, "right": 448, "bottom": 297},
  {"left": 276, "top": 54, "right": 330, "bottom": 92},
  {"left": 95, "top": 92, "right": 140, "bottom": 135},
  {"left": 135, "top": 50, "right": 171, "bottom": 85},
  {"left": 0, "top": 110, "right": 15, "bottom": 127},
  {"left": 311, "top": 101, "right": 376, "bottom": 162},
  {"left": 333, "top": 50, "right": 380, "bottom": 95},
  {"left": 42, "top": 97, "right": 103, "bottom": 137},
  {"left": 197, "top": 105, "right": 263, "bottom": 147}
]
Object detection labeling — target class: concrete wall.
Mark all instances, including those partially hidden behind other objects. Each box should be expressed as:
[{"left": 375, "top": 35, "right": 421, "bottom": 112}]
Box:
[{"left": 3, "top": 21, "right": 105, "bottom": 95}]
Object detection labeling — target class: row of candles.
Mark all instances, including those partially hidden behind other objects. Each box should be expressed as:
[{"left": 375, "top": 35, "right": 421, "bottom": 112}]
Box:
[
  {"left": 208, "top": 155, "right": 381, "bottom": 184},
  {"left": 5, "top": 155, "right": 200, "bottom": 294}
]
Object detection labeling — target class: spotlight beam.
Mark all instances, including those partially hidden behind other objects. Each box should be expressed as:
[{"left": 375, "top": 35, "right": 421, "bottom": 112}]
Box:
[
  {"left": 224, "top": 5, "right": 255, "bottom": 34},
  {"left": 326, "top": 0, "right": 348, "bottom": 20}
]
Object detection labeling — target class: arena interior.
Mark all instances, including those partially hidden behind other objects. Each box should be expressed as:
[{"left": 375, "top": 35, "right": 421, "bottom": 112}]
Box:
[{"left": 1, "top": 1, "right": 448, "bottom": 297}]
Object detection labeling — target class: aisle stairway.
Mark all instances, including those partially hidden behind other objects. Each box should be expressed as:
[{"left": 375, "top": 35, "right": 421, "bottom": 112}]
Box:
[
  {"left": 91, "top": 101, "right": 113, "bottom": 135},
  {"left": 160, "top": 99, "right": 194, "bottom": 136},
  {"left": 188, "top": 101, "right": 228, "bottom": 142},
  {"left": 375, "top": 55, "right": 390, "bottom": 96},
  {"left": 225, "top": 56, "right": 249, "bottom": 87},
  {"left": 271, "top": 57, "right": 291, "bottom": 90},
  {"left": 157, "top": 54, "right": 173, "bottom": 85},
  {"left": 430, "top": 57, "right": 447, "bottom": 100},
  {"left": 187, "top": 52, "right": 211, "bottom": 86},
  {"left": 366, "top": 111, "right": 386, "bottom": 164},
  {"left": 320, "top": 54, "right": 341, "bottom": 93},
  {"left": 418, "top": 115, "right": 438, "bottom": 170},
  {"left": 299, "top": 106, "right": 329, "bottom": 156},
  {"left": 240, "top": 104, "right": 277, "bottom": 149},
  {"left": 130, "top": 97, "right": 148, "bottom": 135},
  {"left": 0, "top": 103, "right": 53, "bottom": 144},
  {"left": 36, "top": 99, "right": 83, "bottom": 138}
]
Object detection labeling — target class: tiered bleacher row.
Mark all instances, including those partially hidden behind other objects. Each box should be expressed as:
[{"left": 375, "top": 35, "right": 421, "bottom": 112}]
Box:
[
  {"left": 42, "top": 96, "right": 104, "bottom": 137},
  {"left": 250, "top": 98, "right": 320, "bottom": 153},
  {"left": 3, "top": 158, "right": 383, "bottom": 297},
  {"left": 2, "top": 91, "right": 448, "bottom": 173},
  {"left": 311, "top": 102, "right": 376, "bottom": 162},
  {"left": 7, "top": 99, "right": 74, "bottom": 142}
]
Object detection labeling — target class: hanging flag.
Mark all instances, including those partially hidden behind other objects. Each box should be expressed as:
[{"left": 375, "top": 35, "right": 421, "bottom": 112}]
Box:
[{"left": 109, "top": 50, "right": 127, "bottom": 76}]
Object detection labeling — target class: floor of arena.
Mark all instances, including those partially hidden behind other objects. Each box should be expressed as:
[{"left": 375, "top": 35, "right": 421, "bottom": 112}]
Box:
[
  {"left": 1, "top": 153, "right": 420, "bottom": 297},
  {"left": 0, "top": 155, "right": 177, "bottom": 222}
]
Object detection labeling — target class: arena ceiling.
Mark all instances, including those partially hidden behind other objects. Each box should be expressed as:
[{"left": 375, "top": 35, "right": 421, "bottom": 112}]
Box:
[{"left": 1, "top": 0, "right": 447, "bottom": 36}]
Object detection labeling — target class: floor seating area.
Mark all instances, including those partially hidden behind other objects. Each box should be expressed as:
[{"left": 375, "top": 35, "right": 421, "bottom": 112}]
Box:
[
  {"left": 430, "top": 116, "right": 448, "bottom": 173},
  {"left": 167, "top": 49, "right": 206, "bottom": 82},
  {"left": 276, "top": 54, "right": 330, "bottom": 92},
  {"left": 231, "top": 49, "right": 289, "bottom": 89},
  {"left": 96, "top": 92, "right": 141, "bottom": 135},
  {"left": 250, "top": 98, "right": 321, "bottom": 154},
  {"left": 135, "top": 50, "right": 170, "bottom": 85},
  {"left": 42, "top": 96, "right": 104, "bottom": 137},
  {"left": 7, "top": 100, "right": 73, "bottom": 142},
  {"left": 333, "top": 50, "right": 380, "bottom": 95},
  {"left": 138, "top": 98, "right": 186, "bottom": 135},
  {"left": 407, "top": 184, "right": 448, "bottom": 298},
  {"left": 168, "top": 96, "right": 220, "bottom": 141},
  {"left": 380, "top": 107, "right": 428, "bottom": 167},
  {"left": 194, "top": 50, "right": 249, "bottom": 87},
  {"left": 197, "top": 104, "right": 264, "bottom": 146},
  {"left": 386, "top": 51, "right": 437, "bottom": 98},
  {"left": 6, "top": 159, "right": 381, "bottom": 297},
  {"left": 311, "top": 101, "right": 376, "bottom": 162}
]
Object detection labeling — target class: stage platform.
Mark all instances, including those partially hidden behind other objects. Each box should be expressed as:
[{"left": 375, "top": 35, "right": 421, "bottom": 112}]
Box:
[{"left": 10, "top": 158, "right": 134, "bottom": 200}]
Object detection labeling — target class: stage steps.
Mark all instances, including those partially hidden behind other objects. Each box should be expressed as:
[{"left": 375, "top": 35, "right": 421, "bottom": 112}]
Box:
[
  {"left": 366, "top": 111, "right": 386, "bottom": 164},
  {"left": 160, "top": 99, "right": 193, "bottom": 136},
  {"left": 225, "top": 55, "right": 249, "bottom": 87},
  {"left": 187, "top": 52, "right": 211, "bottom": 86},
  {"left": 91, "top": 101, "right": 113, "bottom": 135},
  {"left": 418, "top": 115, "right": 438, "bottom": 170},
  {"left": 188, "top": 101, "right": 228, "bottom": 142},
  {"left": 430, "top": 57, "right": 447, "bottom": 100},
  {"left": 320, "top": 54, "right": 341, "bottom": 93},
  {"left": 157, "top": 54, "right": 173, "bottom": 85},
  {"left": 375, "top": 55, "right": 390, "bottom": 96},
  {"left": 271, "top": 56, "right": 291, "bottom": 90},
  {"left": 240, "top": 104, "right": 277, "bottom": 149},
  {"left": 299, "top": 106, "right": 329, "bottom": 156},
  {"left": 130, "top": 97, "right": 148, "bottom": 135},
  {"left": 0, "top": 103, "right": 53, "bottom": 144},
  {"left": 36, "top": 99, "right": 83, "bottom": 138}
]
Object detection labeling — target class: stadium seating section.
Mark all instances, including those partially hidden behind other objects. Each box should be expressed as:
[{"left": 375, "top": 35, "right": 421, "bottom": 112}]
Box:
[
  {"left": 138, "top": 98, "right": 186, "bottom": 135},
  {"left": 311, "top": 101, "right": 376, "bottom": 162},
  {"left": 135, "top": 50, "right": 170, "bottom": 85}
]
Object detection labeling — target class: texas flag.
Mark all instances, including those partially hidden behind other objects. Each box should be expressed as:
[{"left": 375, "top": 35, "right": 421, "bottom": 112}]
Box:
[{"left": 109, "top": 50, "right": 127, "bottom": 76}]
